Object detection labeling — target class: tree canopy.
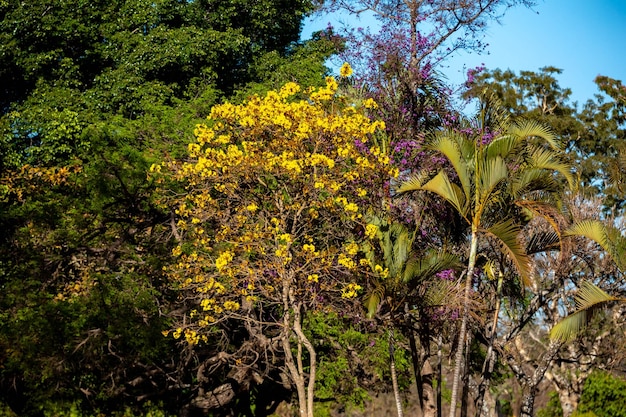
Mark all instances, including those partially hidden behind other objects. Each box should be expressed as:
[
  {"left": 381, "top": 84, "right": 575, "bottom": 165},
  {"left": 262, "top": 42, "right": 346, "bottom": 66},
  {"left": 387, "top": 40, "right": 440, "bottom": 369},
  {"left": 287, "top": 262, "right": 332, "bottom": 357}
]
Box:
[{"left": 1, "top": 1, "right": 625, "bottom": 416}]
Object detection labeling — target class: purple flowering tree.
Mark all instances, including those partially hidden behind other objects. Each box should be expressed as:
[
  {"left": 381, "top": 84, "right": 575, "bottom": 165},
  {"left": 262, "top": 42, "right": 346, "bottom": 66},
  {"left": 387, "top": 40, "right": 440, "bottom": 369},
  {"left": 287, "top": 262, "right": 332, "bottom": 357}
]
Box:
[{"left": 318, "top": 0, "right": 536, "bottom": 173}]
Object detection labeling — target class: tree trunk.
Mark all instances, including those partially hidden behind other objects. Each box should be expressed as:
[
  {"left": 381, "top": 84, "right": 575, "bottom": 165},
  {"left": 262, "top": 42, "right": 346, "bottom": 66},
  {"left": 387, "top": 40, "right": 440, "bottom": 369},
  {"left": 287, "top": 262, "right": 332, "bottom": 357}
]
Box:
[
  {"left": 281, "top": 274, "right": 317, "bottom": 417},
  {"left": 476, "top": 273, "right": 504, "bottom": 417},
  {"left": 292, "top": 301, "right": 316, "bottom": 417},
  {"left": 556, "top": 390, "right": 579, "bottom": 417},
  {"left": 421, "top": 360, "right": 437, "bottom": 417},
  {"left": 437, "top": 334, "right": 443, "bottom": 417},
  {"left": 390, "top": 330, "right": 405, "bottom": 417},
  {"left": 408, "top": 324, "right": 437, "bottom": 417},
  {"left": 516, "top": 341, "right": 561, "bottom": 417},
  {"left": 282, "top": 306, "right": 307, "bottom": 417},
  {"left": 449, "top": 228, "right": 479, "bottom": 417}
]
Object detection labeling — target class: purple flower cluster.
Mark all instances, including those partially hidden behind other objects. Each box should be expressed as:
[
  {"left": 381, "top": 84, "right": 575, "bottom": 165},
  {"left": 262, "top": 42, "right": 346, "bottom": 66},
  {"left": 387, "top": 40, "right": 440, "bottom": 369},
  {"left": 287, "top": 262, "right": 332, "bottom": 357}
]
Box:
[
  {"left": 436, "top": 269, "right": 455, "bottom": 281},
  {"left": 465, "top": 64, "right": 486, "bottom": 87}
]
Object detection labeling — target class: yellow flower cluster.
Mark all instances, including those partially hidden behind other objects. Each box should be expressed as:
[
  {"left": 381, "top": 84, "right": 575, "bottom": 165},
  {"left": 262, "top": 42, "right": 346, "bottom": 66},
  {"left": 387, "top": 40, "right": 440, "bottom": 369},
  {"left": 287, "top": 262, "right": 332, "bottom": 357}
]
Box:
[
  {"left": 215, "top": 250, "right": 234, "bottom": 272},
  {"left": 342, "top": 283, "right": 362, "bottom": 299},
  {"left": 365, "top": 224, "right": 378, "bottom": 239},
  {"left": 374, "top": 264, "right": 390, "bottom": 279},
  {"left": 338, "top": 253, "right": 356, "bottom": 270},
  {"left": 340, "top": 62, "right": 353, "bottom": 78}
]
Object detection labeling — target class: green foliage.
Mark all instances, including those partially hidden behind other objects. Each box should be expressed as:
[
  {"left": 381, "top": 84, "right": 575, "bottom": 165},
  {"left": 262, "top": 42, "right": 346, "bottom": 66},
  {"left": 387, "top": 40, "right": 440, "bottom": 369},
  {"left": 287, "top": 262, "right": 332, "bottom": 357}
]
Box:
[
  {"left": 0, "top": 0, "right": 332, "bottom": 415},
  {"left": 305, "top": 312, "right": 413, "bottom": 415},
  {"left": 576, "top": 371, "right": 626, "bottom": 417},
  {"left": 34, "top": 400, "right": 174, "bottom": 417},
  {"left": 537, "top": 391, "right": 563, "bottom": 417}
]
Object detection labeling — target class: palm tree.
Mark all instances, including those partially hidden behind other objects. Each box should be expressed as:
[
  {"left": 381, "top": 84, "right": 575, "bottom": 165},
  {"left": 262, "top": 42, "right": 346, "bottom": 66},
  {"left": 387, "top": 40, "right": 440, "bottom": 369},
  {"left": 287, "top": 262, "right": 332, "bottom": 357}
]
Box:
[
  {"left": 396, "top": 96, "right": 573, "bottom": 417},
  {"left": 361, "top": 215, "right": 461, "bottom": 417}
]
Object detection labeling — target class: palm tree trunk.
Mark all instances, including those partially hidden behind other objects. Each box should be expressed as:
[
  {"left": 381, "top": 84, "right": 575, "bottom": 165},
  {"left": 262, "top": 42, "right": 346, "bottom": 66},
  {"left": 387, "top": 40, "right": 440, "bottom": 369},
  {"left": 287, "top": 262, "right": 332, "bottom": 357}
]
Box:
[
  {"left": 409, "top": 326, "right": 437, "bottom": 417},
  {"left": 390, "top": 330, "right": 405, "bottom": 417},
  {"left": 449, "top": 227, "right": 479, "bottom": 417}
]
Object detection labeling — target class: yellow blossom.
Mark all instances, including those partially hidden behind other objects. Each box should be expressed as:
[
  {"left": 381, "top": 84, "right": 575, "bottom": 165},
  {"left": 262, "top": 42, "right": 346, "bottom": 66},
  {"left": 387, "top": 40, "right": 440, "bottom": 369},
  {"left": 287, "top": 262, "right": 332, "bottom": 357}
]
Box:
[
  {"left": 363, "top": 98, "right": 378, "bottom": 109},
  {"left": 223, "top": 300, "right": 240, "bottom": 311},
  {"left": 339, "top": 62, "right": 353, "bottom": 78},
  {"left": 345, "top": 242, "right": 359, "bottom": 256},
  {"left": 365, "top": 224, "right": 378, "bottom": 239},
  {"left": 215, "top": 250, "right": 234, "bottom": 271},
  {"left": 338, "top": 253, "right": 356, "bottom": 269},
  {"left": 342, "top": 283, "right": 362, "bottom": 298}
]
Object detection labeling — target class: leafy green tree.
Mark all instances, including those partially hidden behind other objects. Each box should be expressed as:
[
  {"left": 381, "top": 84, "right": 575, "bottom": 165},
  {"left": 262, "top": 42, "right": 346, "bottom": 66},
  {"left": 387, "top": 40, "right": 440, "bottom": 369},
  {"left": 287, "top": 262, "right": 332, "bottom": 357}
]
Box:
[
  {"left": 576, "top": 371, "right": 626, "bottom": 417},
  {"left": 0, "top": 0, "right": 335, "bottom": 415}
]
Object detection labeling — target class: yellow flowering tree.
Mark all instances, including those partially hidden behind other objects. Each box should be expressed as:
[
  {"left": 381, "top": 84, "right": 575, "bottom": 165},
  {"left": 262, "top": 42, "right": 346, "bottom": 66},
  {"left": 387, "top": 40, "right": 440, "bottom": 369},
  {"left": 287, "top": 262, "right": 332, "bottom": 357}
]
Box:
[{"left": 155, "top": 70, "right": 397, "bottom": 416}]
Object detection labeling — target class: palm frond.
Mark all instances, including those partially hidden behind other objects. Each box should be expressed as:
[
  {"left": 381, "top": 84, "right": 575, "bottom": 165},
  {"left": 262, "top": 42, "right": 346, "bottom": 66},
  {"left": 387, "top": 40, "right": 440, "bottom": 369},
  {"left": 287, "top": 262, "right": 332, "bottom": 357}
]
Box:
[
  {"left": 402, "top": 249, "right": 461, "bottom": 287},
  {"left": 484, "top": 133, "right": 522, "bottom": 160},
  {"left": 484, "top": 219, "right": 531, "bottom": 286},
  {"left": 515, "top": 199, "right": 565, "bottom": 240},
  {"left": 564, "top": 220, "right": 623, "bottom": 269},
  {"left": 420, "top": 171, "right": 468, "bottom": 218},
  {"left": 364, "top": 282, "right": 386, "bottom": 319},
  {"left": 476, "top": 91, "right": 510, "bottom": 133},
  {"left": 511, "top": 170, "right": 563, "bottom": 201},
  {"left": 477, "top": 155, "right": 508, "bottom": 204},
  {"left": 550, "top": 281, "right": 622, "bottom": 342},
  {"left": 527, "top": 147, "right": 574, "bottom": 189},
  {"left": 525, "top": 230, "right": 561, "bottom": 255},
  {"left": 429, "top": 134, "right": 471, "bottom": 199},
  {"left": 509, "top": 119, "right": 561, "bottom": 150},
  {"left": 393, "top": 170, "right": 429, "bottom": 194},
  {"left": 424, "top": 279, "right": 461, "bottom": 309},
  {"left": 386, "top": 223, "right": 412, "bottom": 279}
]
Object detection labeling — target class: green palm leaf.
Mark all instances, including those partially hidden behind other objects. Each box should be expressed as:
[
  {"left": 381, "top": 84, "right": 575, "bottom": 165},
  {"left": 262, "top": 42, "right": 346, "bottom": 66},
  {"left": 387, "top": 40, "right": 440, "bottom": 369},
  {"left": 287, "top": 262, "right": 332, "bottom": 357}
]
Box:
[
  {"left": 511, "top": 168, "right": 560, "bottom": 197},
  {"left": 385, "top": 223, "right": 411, "bottom": 279},
  {"left": 364, "top": 282, "right": 386, "bottom": 319},
  {"left": 402, "top": 249, "right": 461, "bottom": 288},
  {"left": 484, "top": 133, "right": 521, "bottom": 160},
  {"left": 477, "top": 155, "right": 507, "bottom": 204},
  {"left": 564, "top": 220, "right": 623, "bottom": 270},
  {"left": 509, "top": 119, "right": 562, "bottom": 150},
  {"left": 429, "top": 134, "right": 471, "bottom": 200},
  {"left": 527, "top": 147, "right": 574, "bottom": 188},
  {"left": 550, "top": 281, "right": 623, "bottom": 342},
  {"left": 485, "top": 219, "right": 531, "bottom": 286},
  {"left": 420, "top": 171, "right": 468, "bottom": 218}
]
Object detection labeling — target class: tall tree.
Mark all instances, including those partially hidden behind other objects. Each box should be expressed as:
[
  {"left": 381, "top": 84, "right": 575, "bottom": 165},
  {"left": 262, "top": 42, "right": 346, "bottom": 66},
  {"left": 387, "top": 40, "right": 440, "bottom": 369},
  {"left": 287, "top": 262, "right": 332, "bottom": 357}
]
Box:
[
  {"left": 361, "top": 216, "right": 462, "bottom": 416},
  {"left": 154, "top": 74, "right": 396, "bottom": 416}
]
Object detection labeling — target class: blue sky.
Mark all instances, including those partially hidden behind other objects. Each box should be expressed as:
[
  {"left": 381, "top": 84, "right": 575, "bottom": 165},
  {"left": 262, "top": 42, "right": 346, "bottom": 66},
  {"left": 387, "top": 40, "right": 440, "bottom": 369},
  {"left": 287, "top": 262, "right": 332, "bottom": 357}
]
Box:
[{"left": 302, "top": 0, "right": 626, "bottom": 107}]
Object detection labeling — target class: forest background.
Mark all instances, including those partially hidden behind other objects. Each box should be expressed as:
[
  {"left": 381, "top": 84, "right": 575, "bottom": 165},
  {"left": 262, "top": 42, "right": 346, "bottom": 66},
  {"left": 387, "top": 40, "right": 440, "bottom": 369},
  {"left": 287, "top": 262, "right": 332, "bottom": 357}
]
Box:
[{"left": 0, "top": 1, "right": 625, "bottom": 417}]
